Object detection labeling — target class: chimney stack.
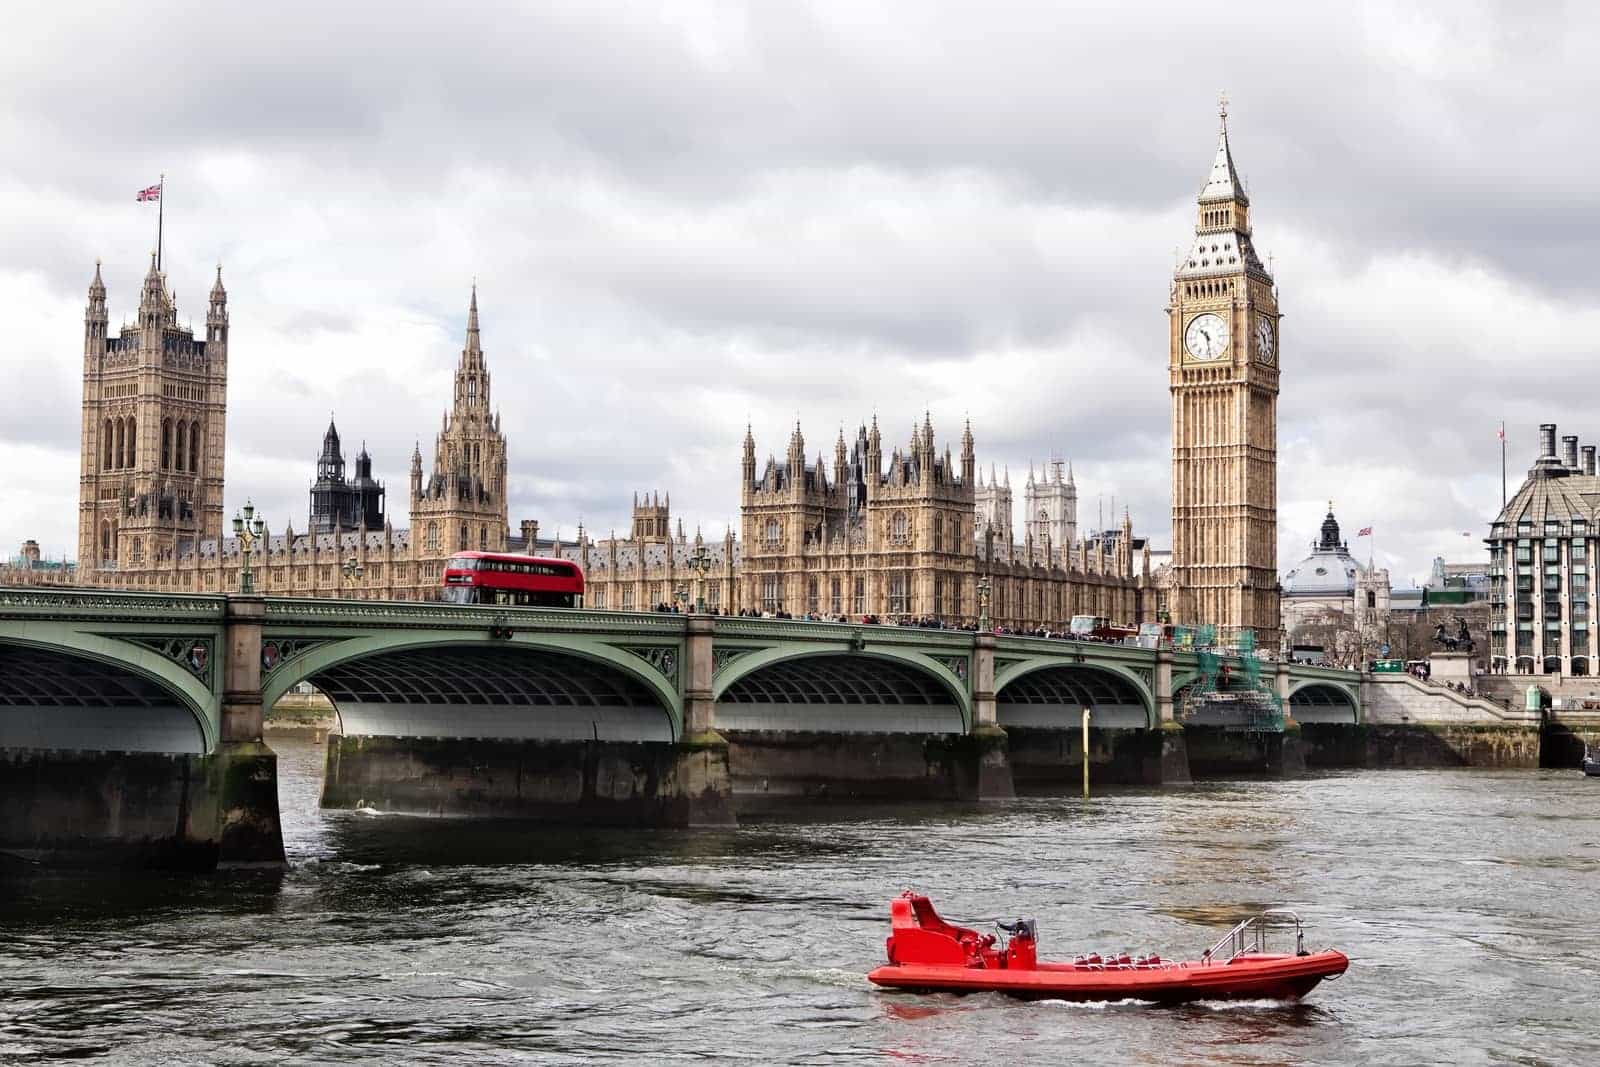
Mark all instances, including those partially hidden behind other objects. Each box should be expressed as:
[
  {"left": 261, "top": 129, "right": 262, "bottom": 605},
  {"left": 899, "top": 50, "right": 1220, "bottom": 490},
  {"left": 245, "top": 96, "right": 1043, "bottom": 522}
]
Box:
[
  {"left": 520, "top": 519, "right": 539, "bottom": 552},
  {"left": 1562, "top": 435, "right": 1579, "bottom": 471},
  {"left": 1583, "top": 446, "right": 1596, "bottom": 477},
  {"left": 1539, "top": 423, "right": 1558, "bottom": 460}
]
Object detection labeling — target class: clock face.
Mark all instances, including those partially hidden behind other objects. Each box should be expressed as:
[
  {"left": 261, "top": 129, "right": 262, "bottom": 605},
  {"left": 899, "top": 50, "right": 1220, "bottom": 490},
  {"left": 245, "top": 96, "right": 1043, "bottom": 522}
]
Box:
[
  {"left": 1255, "top": 314, "right": 1276, "bottom": 364},
  {"left": 1184, "top": 313, "right": 1229, "bottom": 361}
]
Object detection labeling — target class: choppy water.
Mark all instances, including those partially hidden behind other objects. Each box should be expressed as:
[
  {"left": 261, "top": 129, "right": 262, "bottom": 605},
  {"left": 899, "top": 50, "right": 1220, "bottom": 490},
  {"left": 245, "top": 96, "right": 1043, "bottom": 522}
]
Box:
[{"left": 3, "top": 737, "right": 1598, "bottom": 1065}]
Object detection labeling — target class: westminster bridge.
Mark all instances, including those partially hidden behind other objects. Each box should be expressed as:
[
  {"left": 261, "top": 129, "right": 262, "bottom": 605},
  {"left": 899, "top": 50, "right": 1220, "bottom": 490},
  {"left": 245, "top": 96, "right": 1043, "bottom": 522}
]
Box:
[{"left": 0, "top": 588, "right": 1365, "bottom": 867}]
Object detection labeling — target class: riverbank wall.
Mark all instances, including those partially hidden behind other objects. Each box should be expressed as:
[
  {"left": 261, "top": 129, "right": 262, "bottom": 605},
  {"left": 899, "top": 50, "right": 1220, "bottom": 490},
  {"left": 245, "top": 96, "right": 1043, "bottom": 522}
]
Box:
[{"left": 1297, "top": 674, "right": 1542, "bottom": 769}]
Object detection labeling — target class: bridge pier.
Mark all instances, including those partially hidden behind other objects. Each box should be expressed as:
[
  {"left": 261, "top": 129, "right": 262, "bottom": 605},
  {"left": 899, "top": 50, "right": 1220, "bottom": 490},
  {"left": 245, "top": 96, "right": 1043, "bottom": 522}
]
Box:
[
  {"left": 969, "top": 633, "right": 1016, "bottom": 800},
  {"left": 212, "top": 598, "right": 286, "bottom": 866},
  {"left": 1154, "top": 648, "right": 1193, "bottom": 785},
  {"left": 675, "top": 616, "right": 735, "bottom": 825}
]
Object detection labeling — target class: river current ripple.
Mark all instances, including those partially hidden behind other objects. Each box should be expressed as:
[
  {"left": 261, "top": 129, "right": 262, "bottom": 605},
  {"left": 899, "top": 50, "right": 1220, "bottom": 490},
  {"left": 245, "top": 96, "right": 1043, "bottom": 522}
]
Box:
[{"left": 3, "top": 738, "right": 1598, "bottom": 1064}]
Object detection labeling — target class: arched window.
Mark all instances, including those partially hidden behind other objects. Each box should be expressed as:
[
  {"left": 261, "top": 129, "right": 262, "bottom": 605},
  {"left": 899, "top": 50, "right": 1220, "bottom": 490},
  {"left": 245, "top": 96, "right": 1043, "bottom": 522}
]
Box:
[
  {"left": 126, "top": 418, "right": 136, "bottom": 467},
  {"left": 189, "top": 420, "right": 201, "bottom": 473},
  {"left": 100, "top": 521, "right": 112, "bottom": 560},
  {"left": 114, "top": 419, "right": 126, "bottom": 469},
  {"left": 479, "top": 526, "right": 487, "bottom": 550},
  {"left": 891, "top": 511, "right": 909, "bottom": 542},
  {"left": 130, "top": 537, "right": 143, "bottom": 563},
  {"left": 459, "top": 523, "right": 468, "bottom": 550},
  {"left": 764, "top": 519, "right": 781, "bottom": 548},
  {"left": 161, "top": 418, "right": 172, "bottom": 470},
  {"left": 425, "top": 522, "right": 439, "bottom": 553},
  {"left": 103, "top": 419, "right": 113, "bottom": 468},
  {"left": 174, "top": 421, "right": 186, "bottom": 472},
  {"left": 933, "top": 516, "right": 943, "bottom": 552}
]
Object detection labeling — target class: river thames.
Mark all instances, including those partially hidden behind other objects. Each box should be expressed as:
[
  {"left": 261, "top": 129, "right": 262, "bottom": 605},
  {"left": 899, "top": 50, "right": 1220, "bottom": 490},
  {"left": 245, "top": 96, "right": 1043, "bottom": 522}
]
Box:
[{"left": 2, "top": 737, "right": 1597, "bottom": 1065}]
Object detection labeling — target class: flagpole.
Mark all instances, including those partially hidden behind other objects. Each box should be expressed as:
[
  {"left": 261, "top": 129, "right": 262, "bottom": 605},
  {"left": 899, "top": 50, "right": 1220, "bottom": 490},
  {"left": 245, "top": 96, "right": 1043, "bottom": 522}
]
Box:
[
  {"left": 156, "top": 174, "right": 164, "bottom": 272},
  {"left": 1501, "top": 420, "right": 1507, "bottom": 508}
]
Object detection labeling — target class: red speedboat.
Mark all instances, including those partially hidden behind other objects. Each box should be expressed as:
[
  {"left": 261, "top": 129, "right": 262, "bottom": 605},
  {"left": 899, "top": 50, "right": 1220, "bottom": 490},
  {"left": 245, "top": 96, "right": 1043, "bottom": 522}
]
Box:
[{"left": 867, "top": 893, "right": 1348, "bottom": 1003}]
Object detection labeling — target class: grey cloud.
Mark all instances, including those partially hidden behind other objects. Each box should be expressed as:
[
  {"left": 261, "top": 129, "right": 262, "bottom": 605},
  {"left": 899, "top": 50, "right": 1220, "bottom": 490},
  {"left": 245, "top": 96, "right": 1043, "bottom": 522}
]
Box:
[{"left": 6, "top": 1, "right": 1600, "bottom": 585}]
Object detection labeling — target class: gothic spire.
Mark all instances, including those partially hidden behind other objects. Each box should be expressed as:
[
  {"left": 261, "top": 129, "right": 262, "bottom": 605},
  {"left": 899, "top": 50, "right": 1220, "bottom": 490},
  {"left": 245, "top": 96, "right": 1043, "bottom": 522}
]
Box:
[
  {"left": 463, "top": 284, "right": 482, "bottom": 364},
  {"left": 1199, "top": 94, "right": 1248, "bottom": 205}
]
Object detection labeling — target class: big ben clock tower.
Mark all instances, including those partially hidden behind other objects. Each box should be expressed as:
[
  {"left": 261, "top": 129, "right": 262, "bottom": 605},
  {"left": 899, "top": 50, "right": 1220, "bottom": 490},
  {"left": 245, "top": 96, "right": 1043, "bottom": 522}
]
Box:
[{"left": 1168, "top": 100, "right": 1280, "bottom": 647}]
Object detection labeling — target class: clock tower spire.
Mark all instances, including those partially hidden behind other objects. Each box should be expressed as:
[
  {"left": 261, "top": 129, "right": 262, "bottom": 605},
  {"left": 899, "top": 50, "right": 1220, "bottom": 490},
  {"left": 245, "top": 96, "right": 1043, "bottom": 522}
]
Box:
[{"left": 1167, "top": 99, "right": 1281, "bottom": 648}]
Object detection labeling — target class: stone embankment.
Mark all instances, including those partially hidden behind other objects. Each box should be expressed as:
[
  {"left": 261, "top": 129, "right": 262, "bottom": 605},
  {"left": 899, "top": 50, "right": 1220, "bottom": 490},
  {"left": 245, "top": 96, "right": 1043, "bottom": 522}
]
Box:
[
  {"left": 1302, "top": 673, "right": 1541, "bottom": 769},
  {"left": 266, "top": 691, "right": 337, "bottom": 736}
]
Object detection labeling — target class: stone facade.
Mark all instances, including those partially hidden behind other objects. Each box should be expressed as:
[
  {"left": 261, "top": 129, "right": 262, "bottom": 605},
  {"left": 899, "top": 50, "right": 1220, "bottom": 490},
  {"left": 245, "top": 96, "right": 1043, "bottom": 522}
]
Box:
[
  {"left": 408, "top": 285, "right": 510, "bottom": 564},
  {"left": 550, "top": 519, "right": 741, "bottom": 615},
  {"left": 78, "top": 256, "right": 228, "bottom": 571},
  {"left": 1168, "top": 105, "right": 1281, "bottom": 647},
  {"left": 68, "top": 283, "right": 512, "bottom": 601},
  {"left": 1024, "top": 458, "right": 1077, "bottom": 551},
  {"left": 973, "top": 465, "right": 1013, "bottom": 545},
  {"left": 735, "top": 415, "right": 1151, "bottom": 628}
]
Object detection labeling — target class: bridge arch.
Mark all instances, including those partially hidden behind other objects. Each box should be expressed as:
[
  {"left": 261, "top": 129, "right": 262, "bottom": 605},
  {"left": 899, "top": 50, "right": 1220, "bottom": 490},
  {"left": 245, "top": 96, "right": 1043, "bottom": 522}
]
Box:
[
  {"left": 262, "top": 633, "right": 683, "bottom": 742},
  {"left": 1286, "top": 680, "right": 1360, "bottom": 724},
  {"left": 712, "top": 645, "right": 971, "bottom": 733},
  {"left": 993, "top": 659, "right": 1155, "bottom": 730},
  {"left": 0, "top": 636, "right": 216, "bottom": 753}
]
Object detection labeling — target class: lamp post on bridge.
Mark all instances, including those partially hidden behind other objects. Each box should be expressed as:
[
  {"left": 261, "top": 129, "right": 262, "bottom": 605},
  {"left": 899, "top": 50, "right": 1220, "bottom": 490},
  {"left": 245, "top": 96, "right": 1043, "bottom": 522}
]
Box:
[
  {"left": 342, "top": 555, "right": 364, "bottom": 593},
  {"left": 232, "top": 501, "right": 266, "bottom": 594},
  {"left": 687, "top": 543, "right": 713, "bottom": 614},
  {"left": 977, "top": 575, "right": 991, "bottom": 632}
]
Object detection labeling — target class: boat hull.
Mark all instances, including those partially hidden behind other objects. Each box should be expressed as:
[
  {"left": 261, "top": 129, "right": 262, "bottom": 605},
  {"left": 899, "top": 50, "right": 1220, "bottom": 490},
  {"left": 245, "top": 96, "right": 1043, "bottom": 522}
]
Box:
[{"left": 868, "top": 950, "right": 1349, "bottom": 1003}]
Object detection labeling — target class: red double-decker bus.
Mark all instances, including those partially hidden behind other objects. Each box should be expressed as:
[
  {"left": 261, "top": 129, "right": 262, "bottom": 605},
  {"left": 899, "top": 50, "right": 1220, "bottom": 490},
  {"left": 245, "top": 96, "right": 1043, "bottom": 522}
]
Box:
[{"left": 440, "top": 552, "right": 585, "bottom": 607}]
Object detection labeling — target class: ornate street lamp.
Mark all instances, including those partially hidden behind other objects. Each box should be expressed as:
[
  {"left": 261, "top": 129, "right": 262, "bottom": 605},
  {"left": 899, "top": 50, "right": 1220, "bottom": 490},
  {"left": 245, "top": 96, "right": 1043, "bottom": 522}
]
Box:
[
  {"left": 342, "top": 554, "right": 364, "bottom": 587},
  {"left": 687, "top": 543, "right": 713, "bottom": 614},
  {"left": 232, "top": 500, "right": 266, "bottom": 594},
  {"left": 977, "top": 575, "right": 991, "bottom": 631}
]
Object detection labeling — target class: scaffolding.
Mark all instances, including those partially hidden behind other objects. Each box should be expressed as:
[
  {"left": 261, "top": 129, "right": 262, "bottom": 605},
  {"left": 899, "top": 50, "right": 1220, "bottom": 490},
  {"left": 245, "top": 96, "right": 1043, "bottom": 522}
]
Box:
[{"left": 1179, "top": 627, "right": 1284, "bottom": 732}]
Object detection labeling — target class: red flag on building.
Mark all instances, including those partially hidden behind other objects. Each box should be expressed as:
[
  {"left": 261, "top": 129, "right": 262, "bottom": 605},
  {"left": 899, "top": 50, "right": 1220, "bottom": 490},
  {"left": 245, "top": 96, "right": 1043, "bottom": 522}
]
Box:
[
  {"left": 1357, "top": 526, "right": 1372, "bottom": 537},
  {"left": 136, "top": 184, "right": 161, "bottom": 202}
]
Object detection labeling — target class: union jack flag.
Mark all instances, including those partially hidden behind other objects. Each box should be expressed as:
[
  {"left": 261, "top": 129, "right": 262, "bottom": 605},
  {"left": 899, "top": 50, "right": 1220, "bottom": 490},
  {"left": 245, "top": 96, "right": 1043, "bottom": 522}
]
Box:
[
  {"left": 136, "top": 184, "right": 161, "bottom": 202},
  {"left": 1357, "top": 526, "right": 1373, "bottom": 537}
]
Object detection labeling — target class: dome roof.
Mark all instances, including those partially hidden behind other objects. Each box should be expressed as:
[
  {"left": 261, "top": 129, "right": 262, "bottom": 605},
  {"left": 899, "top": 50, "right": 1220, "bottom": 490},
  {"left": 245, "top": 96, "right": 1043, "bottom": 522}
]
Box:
[
  {"left": 1282, "top": 506, "right": 1362, "bottom": 597},
  {"left": 1282, "top": 549, "right": 1362, "bottom": 597}
]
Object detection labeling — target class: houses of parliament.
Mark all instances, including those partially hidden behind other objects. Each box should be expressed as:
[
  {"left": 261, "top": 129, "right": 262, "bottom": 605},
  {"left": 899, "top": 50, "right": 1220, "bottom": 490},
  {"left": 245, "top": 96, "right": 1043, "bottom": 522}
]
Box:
[{"left": 9, "top": 105, "right": 1279, "bottom": 642}]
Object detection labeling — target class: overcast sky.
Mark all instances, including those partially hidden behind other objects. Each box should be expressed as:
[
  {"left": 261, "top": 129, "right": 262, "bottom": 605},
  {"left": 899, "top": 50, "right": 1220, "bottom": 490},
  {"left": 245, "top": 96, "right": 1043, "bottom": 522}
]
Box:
[{"left": 3, "top": 1, "right": 1596, "bottom": 585}]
